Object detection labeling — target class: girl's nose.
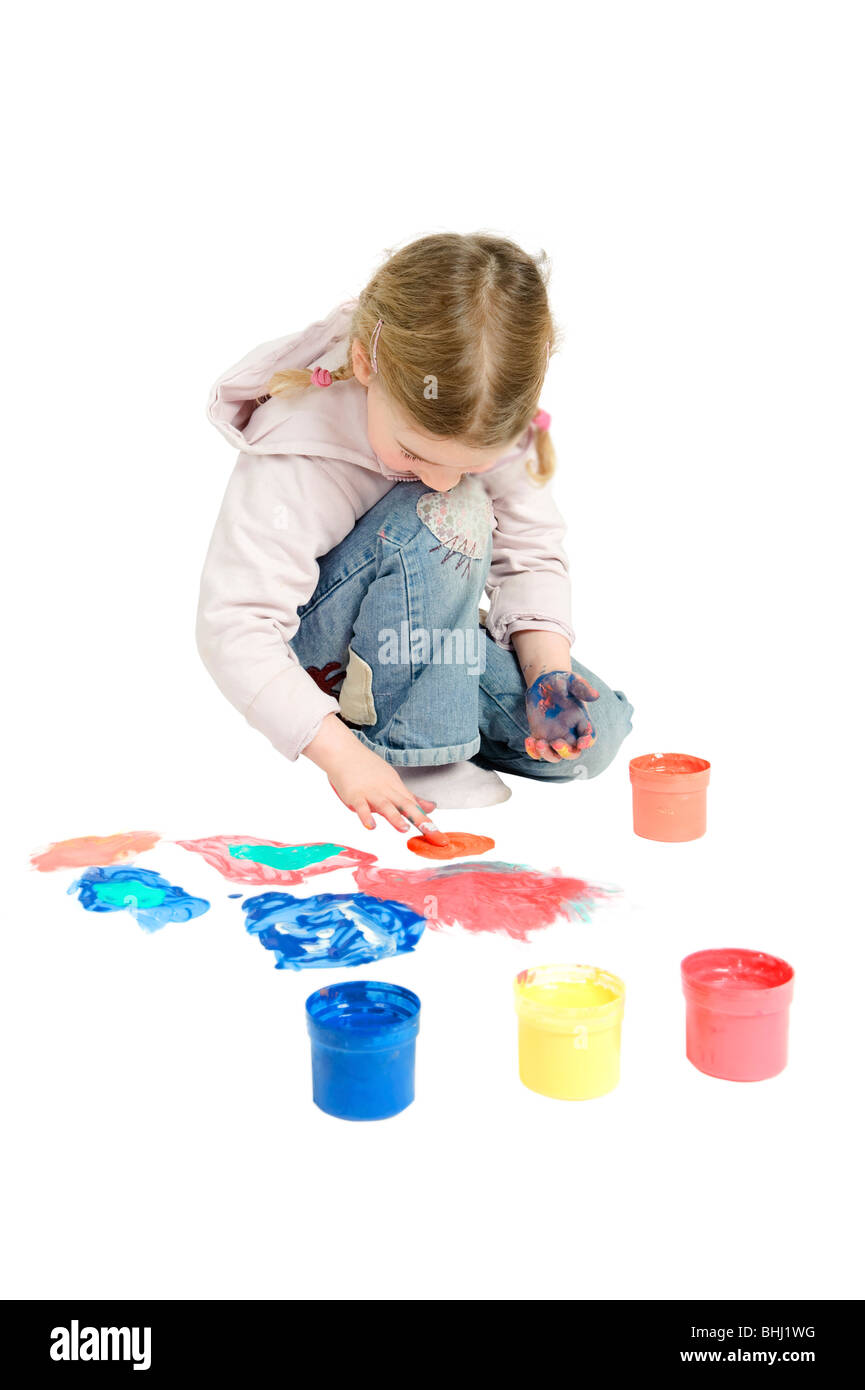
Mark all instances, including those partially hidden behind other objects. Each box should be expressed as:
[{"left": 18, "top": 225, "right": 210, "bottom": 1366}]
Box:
[{"left": 419, "top": 468, "right": 462, "bottom": 492}]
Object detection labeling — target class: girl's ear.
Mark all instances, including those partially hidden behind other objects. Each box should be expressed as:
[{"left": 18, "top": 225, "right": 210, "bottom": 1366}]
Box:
[{"left": 351, "top": 337, "right": 373, "bottom": 385}]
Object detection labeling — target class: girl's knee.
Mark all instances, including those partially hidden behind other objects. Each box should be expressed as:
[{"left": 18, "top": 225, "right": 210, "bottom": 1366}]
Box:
[
  {"left": 381, "top": 475, "right": 493, "bottom": 585},
  {"left": 577, "top": 685, "right": 634, "bottom": 778}
]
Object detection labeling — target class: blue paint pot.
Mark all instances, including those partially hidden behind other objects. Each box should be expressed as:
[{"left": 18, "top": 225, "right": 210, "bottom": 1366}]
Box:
[{"left": 305, "top": 980, "right": 421, "bottom": 1121}]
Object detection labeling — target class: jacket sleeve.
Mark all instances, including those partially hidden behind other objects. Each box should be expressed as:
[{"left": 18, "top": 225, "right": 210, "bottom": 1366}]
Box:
[
  {"left": 482, "top": 459, "right": 575, "bottom": 650},
  {"left": 196, "top": 451, "right": 382, "bottom": 760}
]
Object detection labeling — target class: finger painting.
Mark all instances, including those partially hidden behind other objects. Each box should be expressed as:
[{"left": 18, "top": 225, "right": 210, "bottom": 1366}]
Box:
[
  {"left": 38, "top": 831, "right": 613, "bottom": 953},
  {"left": 407, "top": 831, "right": 495, "bottom": 860},
  {"left": 353, "top": 861, "right": 614, "bottom": 941},
  {"left": 175, "top": 836, "right": 377, "bottom": 885},
  {"left": 31, "top": 831, "right": 161, "bottom": 872},
  {"left": 68, "top": 866, "right": 210, "bottom": 933},
  {"left": 241, "top": 891, "right": 426, "bottom": 969}
]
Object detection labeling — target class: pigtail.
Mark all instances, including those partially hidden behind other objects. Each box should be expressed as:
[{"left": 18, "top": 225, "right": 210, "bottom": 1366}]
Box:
[
  {"left": 264, "top": 358, "right": 355, "bottom": 401},
  {"left": 527, "top": 419, "right": 556, "bottom": 485}
]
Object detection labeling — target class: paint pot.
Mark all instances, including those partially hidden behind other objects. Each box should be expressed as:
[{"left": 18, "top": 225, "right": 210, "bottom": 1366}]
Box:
[
  {"left": 514, "top": 964, "right": 625, "bottom": 1101},
  {"left": 681, "top": 949, "right": 794, "bottom": 1082},
  {"left": 305, "top": 980, "right": 421, "bottom": 1121},
  {"left": 629, "top": 752, "right": 711, "bottom": 842}
]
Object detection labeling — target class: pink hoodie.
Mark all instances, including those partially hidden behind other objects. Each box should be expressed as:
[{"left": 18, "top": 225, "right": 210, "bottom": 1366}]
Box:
[{"left": 197, "top": 302, "right": 574, "bottom": 761}]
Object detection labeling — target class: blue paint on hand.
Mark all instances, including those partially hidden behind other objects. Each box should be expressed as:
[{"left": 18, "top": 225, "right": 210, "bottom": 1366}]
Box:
[
  {"left": 525, "top": 670, "right": 600, "bottom": 759},
  {"left": 68, "top": 865, "right": 210, "bottom": 933},
  {"left": 241, "top": 890, "right": 426, "bottom": 970}
]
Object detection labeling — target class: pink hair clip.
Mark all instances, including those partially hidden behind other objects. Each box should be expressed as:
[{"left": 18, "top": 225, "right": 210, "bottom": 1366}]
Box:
[
  {"left": 310, "top": 367, "right": 333, "bottom": 388},
  {"left": 533, "top": 408, "right": 551, "bottom": 431},
  {"left": 370, "top": 318, "right": 383, "bottom": 373}
]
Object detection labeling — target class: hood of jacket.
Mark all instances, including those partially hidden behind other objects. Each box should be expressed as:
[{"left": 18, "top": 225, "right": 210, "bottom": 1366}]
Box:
[{"left": 206, "top": 301, "right": 534, "bottom": 482}]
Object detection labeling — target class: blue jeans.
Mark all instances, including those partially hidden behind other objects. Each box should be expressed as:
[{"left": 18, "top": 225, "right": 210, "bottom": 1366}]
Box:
[{"left": 290, "top": 477, "right": 633, "bottom": 781}]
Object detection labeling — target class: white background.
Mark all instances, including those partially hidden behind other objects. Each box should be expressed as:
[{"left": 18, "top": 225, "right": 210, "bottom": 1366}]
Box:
[{"left": 3, "top": 1, "right": 863, "bottom": 1300}]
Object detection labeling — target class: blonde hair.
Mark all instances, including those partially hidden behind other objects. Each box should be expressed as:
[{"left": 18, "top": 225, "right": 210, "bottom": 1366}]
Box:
[{"left": 267, "top": 232, "right": 558, "bottom": 482}]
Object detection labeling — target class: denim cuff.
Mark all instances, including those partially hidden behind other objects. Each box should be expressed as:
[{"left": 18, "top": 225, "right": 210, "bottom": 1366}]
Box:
[{"left": 352, "top": 731, "right": 482, "bottom": 767}]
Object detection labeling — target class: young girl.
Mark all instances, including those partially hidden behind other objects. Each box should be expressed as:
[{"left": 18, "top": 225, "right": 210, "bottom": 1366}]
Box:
[{"left": 198, "top": 233, "right": 633, "bottom": 837}]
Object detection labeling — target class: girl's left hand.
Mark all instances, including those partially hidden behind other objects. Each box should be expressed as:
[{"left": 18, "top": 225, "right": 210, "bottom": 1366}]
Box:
[{"left": 524, "top": 670, "right": 600, "bottom": 762}]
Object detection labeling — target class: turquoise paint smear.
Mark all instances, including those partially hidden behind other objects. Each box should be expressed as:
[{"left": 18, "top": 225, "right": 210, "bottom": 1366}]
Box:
[
  {"left": 228, "top": 842, "right": 345, "bottom": 871},
  {"left": 91, "top": 879, "right": 167, "bottom": 909},
  {"left": 69, "top": 866, "right": 210, "bottom": 934},
  {"left": 176, "top": 837, "right": 377, "bottom": 887}
]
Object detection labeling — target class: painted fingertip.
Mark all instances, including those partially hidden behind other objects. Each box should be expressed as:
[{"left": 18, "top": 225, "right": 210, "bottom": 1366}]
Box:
[
  {"left": 573, "top": 678, "right": 600, "bottom": 701},
  {"left": 419, "top": 821, "right": 449, "bottom": 846}
]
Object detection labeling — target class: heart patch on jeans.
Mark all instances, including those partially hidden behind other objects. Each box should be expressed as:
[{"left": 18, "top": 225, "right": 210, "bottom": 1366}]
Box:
[{"left": 416, "top": 477, "right": 493, "bottom": 574}]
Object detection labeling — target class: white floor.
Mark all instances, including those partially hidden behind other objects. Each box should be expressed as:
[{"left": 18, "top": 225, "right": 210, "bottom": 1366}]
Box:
[{"left": 5, "top": 703, "right": 861, "bottom": 1300}]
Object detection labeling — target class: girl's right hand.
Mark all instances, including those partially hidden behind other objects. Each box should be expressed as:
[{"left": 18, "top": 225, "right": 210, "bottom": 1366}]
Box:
[
  {"left": 304, "top": 714, "right": 442, "bottom": 838},
  {"left": 328, "top": 744, "right": 439, "bottom": 834}
]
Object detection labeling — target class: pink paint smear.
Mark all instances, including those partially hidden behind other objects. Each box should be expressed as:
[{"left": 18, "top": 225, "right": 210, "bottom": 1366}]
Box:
[
  {"left": 353, "top": 861, "right": 615, "bottom": 941},
  {"left": 175, "top": 836, "right": 377, "bottom": 886},
  {"left": 30, "top": 831, "right": 161, "bottom": 873}
]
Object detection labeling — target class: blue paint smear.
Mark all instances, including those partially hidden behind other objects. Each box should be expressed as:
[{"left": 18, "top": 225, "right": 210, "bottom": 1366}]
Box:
[
  {"left": 241, "top": 891, "right": 426, "bottom": 970},
  {"left": 68, "top": 865, "right": 210, "bottom": 934}
]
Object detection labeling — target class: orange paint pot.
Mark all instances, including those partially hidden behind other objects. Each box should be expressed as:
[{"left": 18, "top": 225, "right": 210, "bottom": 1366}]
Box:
[{"left": 629, "top": 753, "right": 711, "bottom": 842}]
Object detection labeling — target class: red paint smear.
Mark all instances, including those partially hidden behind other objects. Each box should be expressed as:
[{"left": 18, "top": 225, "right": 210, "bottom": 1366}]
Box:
[
  {"left": 353, "top": 863, "right": 611, "bottom": 941},
  {"left": 175, "top": 836, "right": 377, "bottom": 886},
  {"left": 407, "top": 832, "right": 495, "bottom": 860}
]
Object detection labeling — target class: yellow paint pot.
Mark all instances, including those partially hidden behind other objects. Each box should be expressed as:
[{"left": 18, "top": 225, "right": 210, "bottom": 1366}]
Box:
[{"left": 514, "top": 964, "right": 626, "bottom": 1100}]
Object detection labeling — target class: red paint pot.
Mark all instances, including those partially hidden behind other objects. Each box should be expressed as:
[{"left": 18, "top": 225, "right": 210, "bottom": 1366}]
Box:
[
  {"left": 681, "top": 949, "right": 794, "bottom": 1082},
  {"left": 629, "top": 752, "right": 710, "bottom": 842}
]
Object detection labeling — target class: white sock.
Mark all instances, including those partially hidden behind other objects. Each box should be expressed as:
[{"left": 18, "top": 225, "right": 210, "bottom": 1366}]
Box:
[{"left": 399, "top": 761, "right": 512, "bottom": 809}]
